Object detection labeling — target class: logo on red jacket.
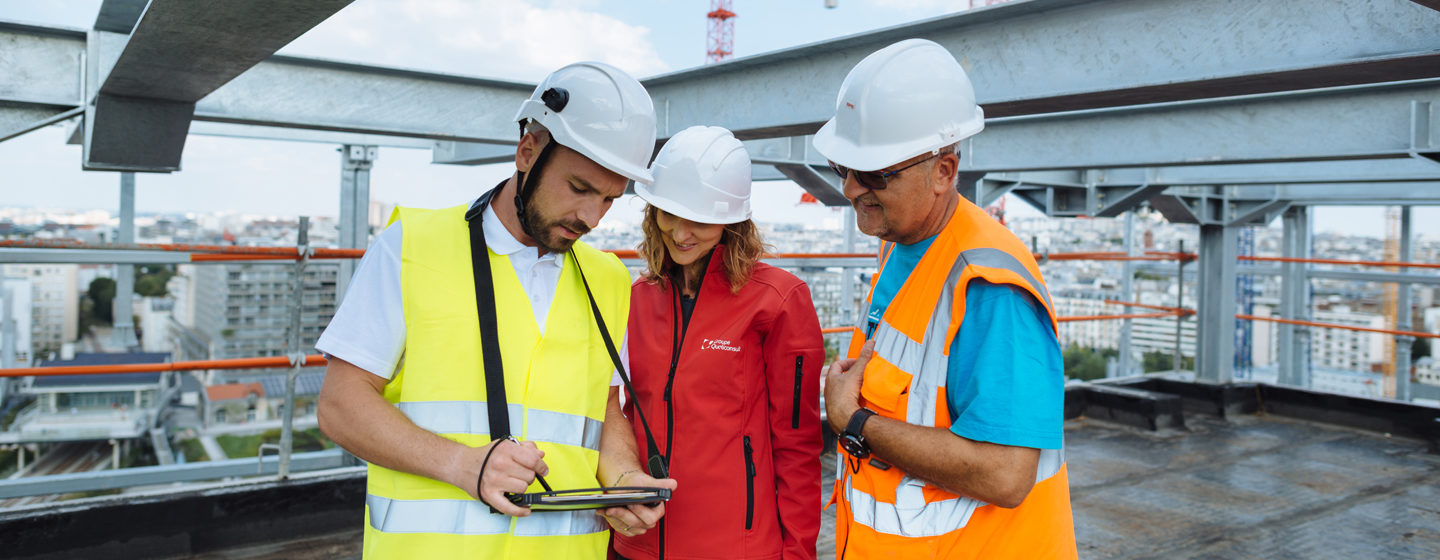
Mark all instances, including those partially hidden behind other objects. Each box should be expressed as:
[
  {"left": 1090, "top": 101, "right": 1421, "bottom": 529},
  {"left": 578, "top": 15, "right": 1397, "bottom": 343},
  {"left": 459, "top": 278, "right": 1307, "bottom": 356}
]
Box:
[{"left": 700, "top": 338, "right": 741, "bottom": 353}]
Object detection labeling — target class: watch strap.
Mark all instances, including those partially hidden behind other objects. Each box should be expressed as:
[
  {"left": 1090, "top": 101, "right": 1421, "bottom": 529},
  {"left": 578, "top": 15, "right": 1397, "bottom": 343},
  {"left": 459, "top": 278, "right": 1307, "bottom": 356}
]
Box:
[{"left": 844, "top": 408, "right": 876, "bottom": 439}]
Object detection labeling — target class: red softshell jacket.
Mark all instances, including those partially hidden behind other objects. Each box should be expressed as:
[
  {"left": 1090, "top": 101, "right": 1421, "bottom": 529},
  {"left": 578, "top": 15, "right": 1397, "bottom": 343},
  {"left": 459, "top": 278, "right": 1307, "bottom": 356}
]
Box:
[{"left": 615, "top": 245, "right": 825, "bottom": 560}]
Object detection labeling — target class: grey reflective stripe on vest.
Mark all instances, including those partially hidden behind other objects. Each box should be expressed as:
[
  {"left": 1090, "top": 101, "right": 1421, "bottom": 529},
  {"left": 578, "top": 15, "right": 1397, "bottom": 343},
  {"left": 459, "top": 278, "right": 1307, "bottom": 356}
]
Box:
[
  {"left": 848, "top": 245, "right": 1064, "bottom": 538},
  {"left": 844, "top": 448, "right": 1065, "bottom": 537},
  {"left": 397, "top": 401, "right": 603, "bottom": 451},
  {"left": 367, "top": 495, "right": 607, "bottom": 536},
  {"left": 869, "top": 255, "right": 967, "bottom": 427},
  {"left": 956, "top": 247, "right": 1055, "bottom": 315}
]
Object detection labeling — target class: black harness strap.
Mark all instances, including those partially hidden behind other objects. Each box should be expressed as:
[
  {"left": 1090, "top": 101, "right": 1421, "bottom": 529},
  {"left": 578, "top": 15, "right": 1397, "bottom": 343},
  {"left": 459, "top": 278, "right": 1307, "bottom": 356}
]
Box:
[
  {"left": 466, "top": 186, "right": 511, "bottom": 442},
  {"left": 570, "top": 252, "right": 669, "bottom": 480}
]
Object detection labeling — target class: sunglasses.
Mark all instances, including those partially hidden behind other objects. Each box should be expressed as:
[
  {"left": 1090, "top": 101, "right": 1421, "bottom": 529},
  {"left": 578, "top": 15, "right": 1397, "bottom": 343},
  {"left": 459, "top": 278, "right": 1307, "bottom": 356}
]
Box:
[{"left": 827, "top": 153, "right": 939, "bottom": 191}]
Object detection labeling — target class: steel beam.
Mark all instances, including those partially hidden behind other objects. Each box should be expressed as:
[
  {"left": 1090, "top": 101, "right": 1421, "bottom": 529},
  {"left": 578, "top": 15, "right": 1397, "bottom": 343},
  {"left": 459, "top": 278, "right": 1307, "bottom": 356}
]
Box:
[
  {"left": 966, "top": 81, "right": 1440, "bottom": 172},
  {"left": 1396, "top": 206, "right": 1414, "bottom": 401},
  {"left": 194, "top": 56, "right": 535, "bottom": 145},
  {"left": 1095, "top": 158, "right": 1440, "bottom": 186},
  {"left": 82, "top": 0, "right": 353, "bottom": 171},
  {"left": 1277, "top": 207, "right": 1313, "bottom": 388},
  {"left": 337, "top": 145, "right": 376, "bottom": 303},
  {"left": 643, "top": 0, "right": 1440, "bottom": 138},
  {"left": 774, "top": 164, "right": 849, "bottom": 206},
  {"left": 432, "top": 141, "right": 520, "bottom": 165},
  {"left": 112, "top": 173, "right": 138, "bottom": 349},
  {"left": 0, "top": 22, "right": 85, "bottom": 109},
  {"left": 1195, "top": 224, "right": 1238, "bottom": 383},
  {"left": 0, "top": 449, "right": 352, "bottom": 499},
  {"left": 1238, "top": 265, "right": 1440, "bottom": 287},
  {"left": 93, "top": 0, "right": 147, "bottom": 34}
]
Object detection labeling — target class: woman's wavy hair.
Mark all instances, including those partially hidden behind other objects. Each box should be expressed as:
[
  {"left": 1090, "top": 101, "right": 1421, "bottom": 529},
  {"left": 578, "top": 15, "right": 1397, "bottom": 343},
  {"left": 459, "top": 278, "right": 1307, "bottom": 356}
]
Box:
[{"left": 638, "top": 204, "right": 769, "bottom": 294}]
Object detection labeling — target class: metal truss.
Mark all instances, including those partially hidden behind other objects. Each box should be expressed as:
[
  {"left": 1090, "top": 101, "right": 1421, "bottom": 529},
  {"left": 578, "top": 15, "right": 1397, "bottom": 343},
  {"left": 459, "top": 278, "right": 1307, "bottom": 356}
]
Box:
[{"left": 4, "top": 0, "right": 1440, "bottom": 173}]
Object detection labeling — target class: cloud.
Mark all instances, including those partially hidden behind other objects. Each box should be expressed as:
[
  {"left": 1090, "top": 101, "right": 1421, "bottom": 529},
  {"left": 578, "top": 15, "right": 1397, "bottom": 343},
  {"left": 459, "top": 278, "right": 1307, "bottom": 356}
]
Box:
[{"left": 281, "top": 0, "right": 670, "bottom": 82}]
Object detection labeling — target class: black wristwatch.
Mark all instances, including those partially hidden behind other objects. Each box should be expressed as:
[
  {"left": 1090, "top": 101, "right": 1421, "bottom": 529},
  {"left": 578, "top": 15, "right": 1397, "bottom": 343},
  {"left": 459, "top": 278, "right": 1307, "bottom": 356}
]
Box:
[{"left": 840, "top": 408, "right": 877, "bottom": 459}]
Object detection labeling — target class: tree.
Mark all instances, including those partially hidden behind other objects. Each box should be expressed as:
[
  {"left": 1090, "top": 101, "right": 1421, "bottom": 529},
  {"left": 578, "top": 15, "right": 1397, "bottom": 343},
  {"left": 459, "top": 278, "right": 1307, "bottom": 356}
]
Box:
[
  {"left": 135, "top": 265, "right": 175, "bottom": 297},
  {"left": 87, "top": 277, "right": 116, "bottom": 324},
  {"left": 1142, "top": 350, "right": 1194, "bottom": 372},
  {"left": 135, "top": 274, "right": 168, "bottom": 297},
  {"left": 1062, "top": 343, "right": 1112, "bottom": 381},
  {"left": 1413, "top": 338, "right": 1431, "bottom": 361}
]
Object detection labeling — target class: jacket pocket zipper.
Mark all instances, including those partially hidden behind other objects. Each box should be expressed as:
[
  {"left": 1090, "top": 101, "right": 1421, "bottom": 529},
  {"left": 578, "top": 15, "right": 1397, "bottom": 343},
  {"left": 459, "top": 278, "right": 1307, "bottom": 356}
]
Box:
[
  {"left": 791, "top": 356, "right": 804, "bottom": 429},
  {"left": 743, "top": 435, "right": 756, "bottom": 531}
]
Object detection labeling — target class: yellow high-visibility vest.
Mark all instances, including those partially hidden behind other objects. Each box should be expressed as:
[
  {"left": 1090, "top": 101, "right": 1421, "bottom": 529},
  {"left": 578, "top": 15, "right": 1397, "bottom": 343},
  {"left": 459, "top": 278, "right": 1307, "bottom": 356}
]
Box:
[{"left": 362, "top": 203, "right": 630, "bottom": 559}]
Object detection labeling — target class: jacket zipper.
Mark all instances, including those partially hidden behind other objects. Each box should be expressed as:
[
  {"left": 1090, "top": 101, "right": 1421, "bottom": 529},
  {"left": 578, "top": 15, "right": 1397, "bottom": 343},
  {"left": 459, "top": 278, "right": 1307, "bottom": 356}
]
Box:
[
  {"left": 661, "top": 277, "right": 695, "bottom": 560},
  {"left": 791, "top": 355, "right": 804, "bottom": 429},
  {"left": 743, "top": 435, "right": 756, "bottom": 531}
]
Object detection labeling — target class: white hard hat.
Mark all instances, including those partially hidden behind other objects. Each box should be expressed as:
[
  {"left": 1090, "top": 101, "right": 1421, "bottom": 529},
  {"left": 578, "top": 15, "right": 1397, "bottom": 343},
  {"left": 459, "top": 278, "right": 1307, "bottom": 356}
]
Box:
[
  {"left": 812, "top": 38, "right": 984, "bottom": 172},
  {"left": 636, "top": 126, "right": 752, "bottom": 225},
  {"left": 515, "top": 62, "right": 657, "bottom": 184}
]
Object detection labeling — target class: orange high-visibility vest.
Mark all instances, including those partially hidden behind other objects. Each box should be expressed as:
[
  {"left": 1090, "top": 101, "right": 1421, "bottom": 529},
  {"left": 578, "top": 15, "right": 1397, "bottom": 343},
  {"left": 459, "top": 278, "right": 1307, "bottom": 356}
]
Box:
[{"left": 833, "top": 197, "right": 1077, "bottom": 559}]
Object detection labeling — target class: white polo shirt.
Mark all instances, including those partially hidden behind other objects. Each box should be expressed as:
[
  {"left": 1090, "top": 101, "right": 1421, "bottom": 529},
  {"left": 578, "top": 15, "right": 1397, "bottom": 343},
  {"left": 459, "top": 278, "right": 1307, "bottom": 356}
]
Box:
[{"left": 316, "top": 201, "right": 625, "bottom": 385}]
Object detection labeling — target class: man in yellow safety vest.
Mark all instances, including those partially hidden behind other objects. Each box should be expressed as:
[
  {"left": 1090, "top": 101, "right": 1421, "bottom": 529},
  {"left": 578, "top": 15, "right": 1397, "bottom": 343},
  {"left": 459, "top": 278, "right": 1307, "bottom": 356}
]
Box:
[{"left": 317, "top": 61, "right": 676, "bottom": 559}]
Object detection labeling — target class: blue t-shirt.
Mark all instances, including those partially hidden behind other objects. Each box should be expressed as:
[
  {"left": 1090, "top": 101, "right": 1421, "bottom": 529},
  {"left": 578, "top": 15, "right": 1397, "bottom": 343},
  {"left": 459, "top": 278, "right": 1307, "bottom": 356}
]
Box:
[{"left": 865, "top": 237, "right": 1063, "bottom": 450}]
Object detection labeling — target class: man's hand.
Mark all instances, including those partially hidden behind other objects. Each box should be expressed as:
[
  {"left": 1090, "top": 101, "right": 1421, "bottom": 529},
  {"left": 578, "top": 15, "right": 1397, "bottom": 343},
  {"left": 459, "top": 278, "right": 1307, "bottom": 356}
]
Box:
[
  {"left": 825, "top": 339, "right": 875, "bottom": 433},
  {"left": 464, "top": 438, "right": 548, "bottom": 517},
  {"left": 599, "top": 470, "right": 679, "bottom": 537}
]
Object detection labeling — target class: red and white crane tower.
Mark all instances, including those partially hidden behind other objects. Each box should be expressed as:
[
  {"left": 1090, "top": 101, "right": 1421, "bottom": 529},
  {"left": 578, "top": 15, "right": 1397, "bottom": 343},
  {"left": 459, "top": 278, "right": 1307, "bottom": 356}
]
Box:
[{"left": 706, "top": 1, "right": 737, "bottom": 64}]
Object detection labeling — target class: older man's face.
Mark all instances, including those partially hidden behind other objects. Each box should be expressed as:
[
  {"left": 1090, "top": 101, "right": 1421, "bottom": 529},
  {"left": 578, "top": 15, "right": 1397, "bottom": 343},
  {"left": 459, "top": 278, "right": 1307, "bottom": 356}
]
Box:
[{"left": 842, "top": 152, "right": 944, "bottom": 244}]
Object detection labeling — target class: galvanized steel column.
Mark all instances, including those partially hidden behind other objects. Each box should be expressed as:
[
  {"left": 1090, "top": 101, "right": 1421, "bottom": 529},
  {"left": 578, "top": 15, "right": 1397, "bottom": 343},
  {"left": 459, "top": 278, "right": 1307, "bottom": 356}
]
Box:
[
  {"left": 1276, "top": 206, "right": 1312, "bottom": 388},
  {"left": 1195, "top": 224, "right": 1237, "bottom": 383},
  {"left": 1395, "top": 206, "right": 1413, "bottom": 402},
  {"left": 1117, "top": 211, "right": 1135, "bottom": 378},
  {"left": 337, "top": 145, "right": 376, "bottom": 303},
  {"left": 112, "top": 172, "right": 138, "bottom": 349}
]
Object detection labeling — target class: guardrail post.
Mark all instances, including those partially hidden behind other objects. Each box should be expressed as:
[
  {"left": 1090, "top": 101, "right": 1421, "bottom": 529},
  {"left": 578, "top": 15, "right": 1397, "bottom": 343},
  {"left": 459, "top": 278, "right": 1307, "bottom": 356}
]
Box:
[
  {"left": 1396, "top": 206, "right": 1413, "bottom": 402},
  {"left": 1173, "top": 240, "right": 1185, "bottom": 374},
  {"left": 1118, "top": 211, "right": 1135, "bottom": 378},
  {"left": 1277, "top": 206, "right": 1312, "bottom": 389},
  {"left": 278, "top": 217, "right": 309, "bottom": 480}
]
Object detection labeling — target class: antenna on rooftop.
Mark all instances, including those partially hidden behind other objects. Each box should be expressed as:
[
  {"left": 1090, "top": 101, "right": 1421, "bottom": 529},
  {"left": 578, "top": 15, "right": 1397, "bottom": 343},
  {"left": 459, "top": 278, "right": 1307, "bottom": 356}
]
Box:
[{"left": 706, "top": 1, "right": 737, "bottom": 64}]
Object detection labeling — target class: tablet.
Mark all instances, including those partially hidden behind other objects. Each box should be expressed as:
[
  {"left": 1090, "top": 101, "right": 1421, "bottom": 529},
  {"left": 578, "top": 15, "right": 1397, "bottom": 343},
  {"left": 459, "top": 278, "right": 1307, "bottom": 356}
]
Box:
[{"left": 508, "top": 486, "right": 672, "bottom": 511}]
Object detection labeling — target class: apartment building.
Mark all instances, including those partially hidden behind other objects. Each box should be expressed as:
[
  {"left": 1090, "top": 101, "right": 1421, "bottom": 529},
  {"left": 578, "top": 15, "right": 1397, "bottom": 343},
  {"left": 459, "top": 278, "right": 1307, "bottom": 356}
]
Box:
[
  {"left": 169, "top": 263, "right": 338, "bottom": 381},
  {"left": 1, "top": 264, "right": 78, "bottom": 358}
]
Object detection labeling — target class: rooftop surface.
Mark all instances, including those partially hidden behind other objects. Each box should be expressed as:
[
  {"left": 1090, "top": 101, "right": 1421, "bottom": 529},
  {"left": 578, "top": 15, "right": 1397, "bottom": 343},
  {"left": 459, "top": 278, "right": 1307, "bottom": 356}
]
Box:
[{"left": 5, "top": 382, "right": 1439, "bottom": 559}]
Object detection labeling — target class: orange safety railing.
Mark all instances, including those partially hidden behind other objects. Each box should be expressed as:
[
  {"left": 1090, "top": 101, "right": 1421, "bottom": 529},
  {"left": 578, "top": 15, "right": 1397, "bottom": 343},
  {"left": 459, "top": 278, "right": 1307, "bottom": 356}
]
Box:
[
  {"left": 1238, "top": 255, "right": 1440, "bottom": 269},
  {"left": 1236, "top": 314, "right": 1440, "bottom": 339},
  {"left": 1057, "top": 300, "right": 1194, "bottom": 323},
  {"left": 0, "top": 241, "right": 1223, "bottom": 378},
  {"left": 0, "top": 239, "right": 365, "bottom": 260},
  {"left": 0, "top": 354, "right": 328, "bottom": 378}
]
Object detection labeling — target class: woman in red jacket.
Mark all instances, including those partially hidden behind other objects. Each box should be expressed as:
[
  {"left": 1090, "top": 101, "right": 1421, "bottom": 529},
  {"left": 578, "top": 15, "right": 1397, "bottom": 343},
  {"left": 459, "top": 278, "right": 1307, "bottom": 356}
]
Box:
[{"left": 609, "top": 125, "right": 824, "bottom": 560}]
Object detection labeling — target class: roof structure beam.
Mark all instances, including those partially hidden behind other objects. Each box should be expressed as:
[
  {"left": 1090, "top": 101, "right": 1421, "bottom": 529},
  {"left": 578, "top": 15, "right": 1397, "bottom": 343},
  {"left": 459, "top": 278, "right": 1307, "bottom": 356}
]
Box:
[
  {"left": 82, "top": 0, "right": 353, "bottom": 171},
  {"left": 965, "top": 81, "right": 1440, "bottom": 172},
  {"left": 642, "top": 0, "right": 1440, "bottom": 139}
]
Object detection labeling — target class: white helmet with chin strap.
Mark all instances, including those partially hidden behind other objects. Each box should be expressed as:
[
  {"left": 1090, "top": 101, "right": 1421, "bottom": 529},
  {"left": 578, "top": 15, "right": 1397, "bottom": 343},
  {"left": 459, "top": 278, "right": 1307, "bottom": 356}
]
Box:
[
  {"left": 514, "top": 61, "right": 657, "bottom": 184},
  {"left": 637, "top": 126, "right": 752, "bottom": 225},
  {"left": 812, "top": 38, "right": 984, "bottom": 172}
]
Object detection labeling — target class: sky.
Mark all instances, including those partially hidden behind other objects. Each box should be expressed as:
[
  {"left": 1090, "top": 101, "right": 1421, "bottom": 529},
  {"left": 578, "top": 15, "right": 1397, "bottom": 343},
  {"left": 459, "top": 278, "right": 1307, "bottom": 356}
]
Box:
[{"left": 0, "top": 0, "right": 1435, "bottom": 239}]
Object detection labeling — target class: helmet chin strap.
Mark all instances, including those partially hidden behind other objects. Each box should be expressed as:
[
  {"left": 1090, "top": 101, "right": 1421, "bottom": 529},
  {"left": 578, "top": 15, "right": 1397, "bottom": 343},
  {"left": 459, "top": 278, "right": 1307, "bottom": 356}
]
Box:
[{"left": 514, "top": 124, "right": 558, "bottom": 245}]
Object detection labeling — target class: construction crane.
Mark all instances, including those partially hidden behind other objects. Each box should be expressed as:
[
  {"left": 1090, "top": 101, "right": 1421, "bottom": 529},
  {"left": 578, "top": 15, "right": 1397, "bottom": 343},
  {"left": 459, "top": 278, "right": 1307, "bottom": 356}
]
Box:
[
  {"left": 1382, "top": 206, "right": 1400, "bottom": 397},
  {"left": 706, "top": 1, "right": 736, "bottom": 64}
]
